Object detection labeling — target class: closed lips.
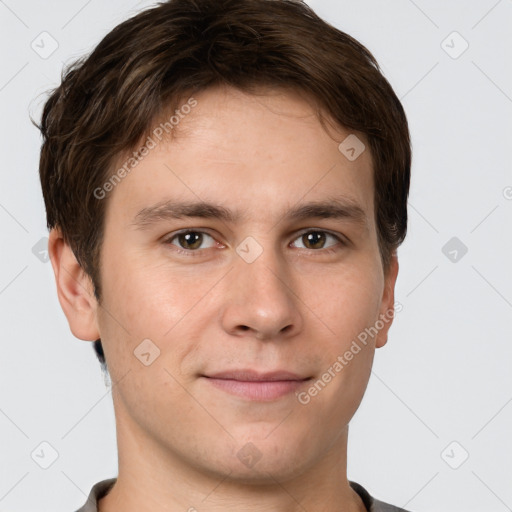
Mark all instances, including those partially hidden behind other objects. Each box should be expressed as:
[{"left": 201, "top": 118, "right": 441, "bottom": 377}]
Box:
[
  {"left": 202, "top": 370, "right": 312, "bottom": 401},
  {"left": 204, "top": 370, "right": 310, "bottom": 381}
]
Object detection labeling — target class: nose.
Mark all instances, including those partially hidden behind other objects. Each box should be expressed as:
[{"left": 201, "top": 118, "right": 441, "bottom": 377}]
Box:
[{"left": 220, "top": 249, "right": 303, "bottom": 341}]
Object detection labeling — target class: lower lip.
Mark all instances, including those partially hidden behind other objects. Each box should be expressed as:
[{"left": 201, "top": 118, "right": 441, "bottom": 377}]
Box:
[{"left": 204, "top": 378, "right": 307, "bottom": 401}]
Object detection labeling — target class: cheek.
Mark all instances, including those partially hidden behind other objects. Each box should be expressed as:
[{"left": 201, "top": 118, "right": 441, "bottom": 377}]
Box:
[
  {"left": 97, "top": 252, "right": 220, "bottom": 374},
  {"left": 295, "top": 270, "right": 381, "bottom": 430},
  {"left": 295, "top": 263, "right": 383, "bottom": 417},
  {"left": 101, "top": 249, "right": 194, "bottom": 329},
  {"left": 300, "top": 262, "right": 383, "bottom": 350}
]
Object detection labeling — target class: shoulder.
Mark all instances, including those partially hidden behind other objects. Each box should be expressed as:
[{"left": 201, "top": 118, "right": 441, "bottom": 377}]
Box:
[
  {"left": 74, "top": 478, "right": 117, "bottom": 512},
  {"left": 77, "top": 478, "right": 411, "bottom": 512},
  {"left": 349, "top": 480, "right": 414, "bottom": 512}
]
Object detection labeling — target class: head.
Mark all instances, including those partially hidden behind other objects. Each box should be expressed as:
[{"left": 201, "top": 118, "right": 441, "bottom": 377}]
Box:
[{"left": 39, "top": 0, "right": 410, "bottom": 484}]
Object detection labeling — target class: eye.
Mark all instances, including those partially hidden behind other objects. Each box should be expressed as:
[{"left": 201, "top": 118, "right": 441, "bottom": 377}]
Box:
[
  {"left": 291, "top": 230, "right": 343, "bottom": 250},
  {"left": 165, "top": 230, "right": 218, "bottom": 251}
]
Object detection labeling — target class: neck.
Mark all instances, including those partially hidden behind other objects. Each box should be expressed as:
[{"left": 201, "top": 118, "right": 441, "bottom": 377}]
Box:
[{"left": 99, "top": 397, "right": 366, "bottom": 512}]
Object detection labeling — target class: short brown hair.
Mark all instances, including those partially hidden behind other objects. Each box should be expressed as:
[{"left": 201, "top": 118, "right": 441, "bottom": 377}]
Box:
[{"left": 37, "top": 0, "right": 411, "bottom": 371}]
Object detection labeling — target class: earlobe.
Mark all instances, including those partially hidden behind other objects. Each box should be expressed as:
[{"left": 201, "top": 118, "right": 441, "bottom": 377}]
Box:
[
  {"left": 48, "top": 228, "right": 100, "bottom": 341},
  {"left": 375, "top": 252, "right": 399, "bottom": 349}
]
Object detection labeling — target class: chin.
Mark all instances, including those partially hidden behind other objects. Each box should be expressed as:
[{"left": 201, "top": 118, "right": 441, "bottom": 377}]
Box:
[{"left": 204, "top": 433, "right": 319, "bottom": 484}]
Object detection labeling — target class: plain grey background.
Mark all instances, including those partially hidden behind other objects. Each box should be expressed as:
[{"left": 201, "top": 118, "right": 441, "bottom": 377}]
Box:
[{"left": 0, "top": 1, "right": 511, "bottom": 511}]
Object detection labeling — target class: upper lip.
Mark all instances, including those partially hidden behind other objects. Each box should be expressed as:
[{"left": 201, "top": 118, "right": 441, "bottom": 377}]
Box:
[{"left": 204, "top": 370, "right": 309, "bottom": 382}]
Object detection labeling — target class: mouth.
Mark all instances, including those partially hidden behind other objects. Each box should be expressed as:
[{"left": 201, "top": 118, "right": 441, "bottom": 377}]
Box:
[{"left": 202, "top": 370, "right": 312, "bottom": 401}]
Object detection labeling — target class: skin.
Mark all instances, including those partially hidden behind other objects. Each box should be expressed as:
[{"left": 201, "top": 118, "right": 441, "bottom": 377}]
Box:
[{"left": 49, "top": 85, "right": 399, "bottom": 512}]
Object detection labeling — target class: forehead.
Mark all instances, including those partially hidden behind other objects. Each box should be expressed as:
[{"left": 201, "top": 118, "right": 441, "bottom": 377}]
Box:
[{"left": 105, "top": 86, "right": 375, "bottom": 228}]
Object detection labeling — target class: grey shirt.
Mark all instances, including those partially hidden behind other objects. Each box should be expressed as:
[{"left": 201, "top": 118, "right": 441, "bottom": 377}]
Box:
[{"left": 75, "top": 478, "right": 412, "bottom": 512}]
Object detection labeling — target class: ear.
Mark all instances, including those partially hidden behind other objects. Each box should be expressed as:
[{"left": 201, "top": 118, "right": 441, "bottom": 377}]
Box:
[
  {"left": 48, "top": 228, "right": 100, "bottom": 341},
  {"left": 375, "top": 251, "right": 399, "bottom": 349}
]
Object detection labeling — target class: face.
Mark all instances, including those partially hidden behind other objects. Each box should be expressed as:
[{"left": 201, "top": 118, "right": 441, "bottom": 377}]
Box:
[{"left": 75, "top": 86, "right": 398, "bottom": 482}]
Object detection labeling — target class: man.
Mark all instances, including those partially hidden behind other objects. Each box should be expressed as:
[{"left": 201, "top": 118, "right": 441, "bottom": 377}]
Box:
[{"left": 38, "top": 0, "right": 412, "bottom": 510}]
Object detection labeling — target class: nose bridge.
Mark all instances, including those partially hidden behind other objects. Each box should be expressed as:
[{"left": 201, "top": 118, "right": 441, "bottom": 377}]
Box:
[
  {"left": 220, "top": 239, "right": 302, "bottom": 339},
  {"left": 242, "top": 250, "right": 289, "bottom": 303}
]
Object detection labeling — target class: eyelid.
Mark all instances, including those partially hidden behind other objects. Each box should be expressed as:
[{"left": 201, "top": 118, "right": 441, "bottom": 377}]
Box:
[
  {"left": 163, "top": 228, "right": 221, "bottom": 248},
  {"left": 290, "top": 228, "right": 346, "bottom": 249},
  {"left": 162, "top": 227, "right": 347, "bottom": 257},
  {"left": 292, "top": 227, "right": 345, "bottom": 240}
]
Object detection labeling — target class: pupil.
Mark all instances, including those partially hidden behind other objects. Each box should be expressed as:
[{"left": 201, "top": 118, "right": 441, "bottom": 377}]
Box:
[
  {"left": 180, "top": 232, "right": 202, "bottom": 249},
  {"left": 304, "top": 232, "right": 325, "bottom": 249}
]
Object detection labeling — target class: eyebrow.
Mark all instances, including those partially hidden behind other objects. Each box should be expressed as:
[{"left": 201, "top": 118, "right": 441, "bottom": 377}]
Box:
[{"left": 131, "top": 197, "right": 369, "bottom": 231}]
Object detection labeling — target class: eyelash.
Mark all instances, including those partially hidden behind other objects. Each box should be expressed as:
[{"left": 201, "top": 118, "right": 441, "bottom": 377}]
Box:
[{"left": 162, "top": 229, "right": 346, "bottom": 257}]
